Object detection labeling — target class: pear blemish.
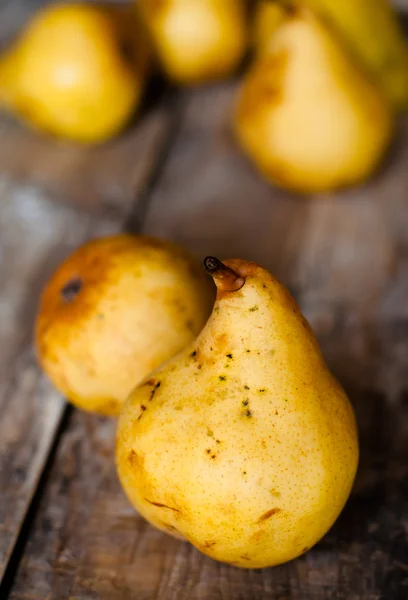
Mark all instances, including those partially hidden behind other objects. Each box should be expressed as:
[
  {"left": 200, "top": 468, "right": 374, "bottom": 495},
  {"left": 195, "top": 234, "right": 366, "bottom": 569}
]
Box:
[
  {"left": 127, "top": 449, "right": 138, "bottom": 467},
  {"left": 61, "top": 277, "right": 83, "bottom": 302},
  {"left": 257, "top": 508, "right": 282, "bottom": 522},
  {"left": 147, "top": 380, "right": 161, "bottom": 401},
  {"left": 205, "top": 449, "right": 217, "bottom": 460},
  {"left": 137, "top": 405, "right": 147, "bottom": 421},
  {"left": 144, "top": 498, "right": 180, "bottom": 513}
]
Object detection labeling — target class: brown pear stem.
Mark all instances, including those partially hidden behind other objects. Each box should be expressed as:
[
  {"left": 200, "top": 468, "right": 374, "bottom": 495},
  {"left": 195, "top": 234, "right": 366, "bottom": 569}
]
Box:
[{"left": 204, "top": 256, "right": 245, "bottom": 292}]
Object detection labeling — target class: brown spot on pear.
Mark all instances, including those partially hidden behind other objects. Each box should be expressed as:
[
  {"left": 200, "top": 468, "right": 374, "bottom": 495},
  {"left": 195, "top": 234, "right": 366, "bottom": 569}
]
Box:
[{"left": 257, "top": 508, "right": 282, "bottom": 522}]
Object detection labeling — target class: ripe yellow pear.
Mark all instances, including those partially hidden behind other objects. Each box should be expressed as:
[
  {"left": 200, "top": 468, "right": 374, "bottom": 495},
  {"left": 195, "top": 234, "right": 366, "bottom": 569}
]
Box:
[
  {"left": 35, "top": 235, "right": 214, "bottom": 416},
  {"left": 116, "top": 257, "right": 359, "bottom": 568},
  {"left": 0, "top": 2, "right": 152, "bottom": 143},
  {"left": 234, "top": 10, "right": 393, "bottom": 194},
  {"left": 138, "top": 0, "right": 248, "bottom": 85}
]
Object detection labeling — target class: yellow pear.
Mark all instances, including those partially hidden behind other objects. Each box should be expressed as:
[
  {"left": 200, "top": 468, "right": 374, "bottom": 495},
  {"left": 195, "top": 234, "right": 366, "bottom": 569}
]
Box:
[
  {"left": 35, "top": 234, "right": 214, "bottom": 416},
  {"left": 0, "top": 2, "right": 152, "bottom": 143},
  {"left": 234, "top": 10, "right": 393, "bottom": 194},
  {"left": 301, "top": 0, "right": 408, "bottom": 110},
  {"left": 138, "top": 0, "right": 248, "bottom": 85},
  {"left": 116, "top": 256, "right": 359, "bottom": 568}
]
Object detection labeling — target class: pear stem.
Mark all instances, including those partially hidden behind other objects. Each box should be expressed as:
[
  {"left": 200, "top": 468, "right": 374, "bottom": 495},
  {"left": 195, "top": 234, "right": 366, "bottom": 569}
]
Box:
[{"left": 204, "top": 256, "right": 245, "bottom": 292}]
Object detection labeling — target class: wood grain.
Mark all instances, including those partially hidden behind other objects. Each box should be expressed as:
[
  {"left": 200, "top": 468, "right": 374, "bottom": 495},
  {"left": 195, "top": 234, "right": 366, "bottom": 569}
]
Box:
[
  {"left": 0, "top": 100, "right": 175, "bottom": 578},
  {"left": 0, "top": 106, "right": 174, "bottom": 216},
  {"left": 8, "top": 82, "right": 408, "bottom": 599},
  {"left": 0, "top": 182, "right": 117, "bottom": 582}
]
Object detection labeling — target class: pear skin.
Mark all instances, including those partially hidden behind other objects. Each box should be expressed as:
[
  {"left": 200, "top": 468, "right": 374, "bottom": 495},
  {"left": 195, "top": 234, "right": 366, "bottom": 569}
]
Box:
[
  {"left": 116, "top": 257, "right": 359, "bottom": 568},
  {"left": 234, "top": 10, "right": 393, "bottom": 194},
  {"left": 0, "top": 3, "right": 151, "bottom": 143},
  {"left": 139, "top": 0, "right": 248, "bottom": 85},
  {"left": 35, "top": 235, "right": 214, "bottom": 416}
]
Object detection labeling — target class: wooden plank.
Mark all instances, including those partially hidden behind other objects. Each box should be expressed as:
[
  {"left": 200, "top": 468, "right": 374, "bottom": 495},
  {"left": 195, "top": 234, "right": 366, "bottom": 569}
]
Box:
[
  {"left": 0, "top": 105, "right": 175, "bottom": 216},
  {"left": 0, "top": 67, "right": 175, "bottom": 594},
  {"left": 8, "top": 81, "right": 408, "bottom": 598},
  {"left": 0, "top": 183, "right": 117, "bottom": 583},
  {"left": 0, "top": 0, "right": 177, "bottom": 586}
]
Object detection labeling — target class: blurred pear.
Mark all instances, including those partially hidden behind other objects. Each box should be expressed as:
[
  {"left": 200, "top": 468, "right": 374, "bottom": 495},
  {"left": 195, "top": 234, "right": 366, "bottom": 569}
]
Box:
[
  {"left": 104, "top": 2, "right": 155, "bottom": 75},
  {"left": 0, "top": 2, "right": 153, "bottom": 143},
  {"left": 301, "top": 0, "right": 408, "bottom": 110},
  {"left": 234, "top": 10, "right": 393, "bottom": 194},
  {"left": 139, "top": 0, "right": 248, "bottom": 85},
  {"left": 253, "top": 1, "right": 287, "bottom": 56}
]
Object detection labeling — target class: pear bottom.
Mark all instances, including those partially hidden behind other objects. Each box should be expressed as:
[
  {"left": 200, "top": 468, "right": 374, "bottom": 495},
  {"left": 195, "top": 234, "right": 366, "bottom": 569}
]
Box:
[{"left": 117, "top": 390, "right": 357, "bottom": 568}]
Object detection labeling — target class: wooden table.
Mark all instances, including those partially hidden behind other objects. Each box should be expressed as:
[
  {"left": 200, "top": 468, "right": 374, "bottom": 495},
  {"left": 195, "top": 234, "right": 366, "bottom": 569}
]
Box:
[{"left": 1, "top": 2, "right": 408, "bottom": 599}]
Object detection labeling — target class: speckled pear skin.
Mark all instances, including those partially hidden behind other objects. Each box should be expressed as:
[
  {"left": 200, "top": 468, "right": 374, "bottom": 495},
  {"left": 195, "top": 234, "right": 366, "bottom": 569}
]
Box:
[{"left": 116, "top": 258, "right": 359, "bottom": 569}]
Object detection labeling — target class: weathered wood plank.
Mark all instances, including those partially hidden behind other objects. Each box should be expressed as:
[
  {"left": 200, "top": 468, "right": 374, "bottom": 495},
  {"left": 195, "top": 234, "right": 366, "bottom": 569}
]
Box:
[
  {"left": 0, "top": 85, "right": 175, "bottom": 589},
  {"left": 0, "top": 182, "right": 117, "bottom": 583},
  {"left": 0, "top": 105, "right": 174, "bottom": 215},
  {"left": 0, "top": 0, "right": 178, "bottom": 586},
  {"left": 8, "top": 82, "right": 408, "bottom": 599}
]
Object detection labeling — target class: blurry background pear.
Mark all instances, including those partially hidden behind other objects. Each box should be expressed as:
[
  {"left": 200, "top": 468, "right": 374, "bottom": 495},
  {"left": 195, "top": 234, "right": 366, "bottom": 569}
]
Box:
[
  {"left": 300, "top": 0, "right": 408, "bottom": 110},
  {"left": 234, "top": 9, "right": 393, "bottom": 194},
  {"left": 35, "top": 234, "right": 214, "bottom": 416},
  {"left": 0, "top": 2, "right": 152, "bottom": 143},
  {"left": 252, "top": 0, "right": 287, "bottom": 56},
  {"left": 138, "top": 0, "right": 248, "bottom": 85}
]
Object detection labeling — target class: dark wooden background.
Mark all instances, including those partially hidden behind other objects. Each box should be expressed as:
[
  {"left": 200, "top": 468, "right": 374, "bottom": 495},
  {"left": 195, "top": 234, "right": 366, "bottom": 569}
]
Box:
[{"left": 0, "top": 1, "right": 408, "bottom": 598}]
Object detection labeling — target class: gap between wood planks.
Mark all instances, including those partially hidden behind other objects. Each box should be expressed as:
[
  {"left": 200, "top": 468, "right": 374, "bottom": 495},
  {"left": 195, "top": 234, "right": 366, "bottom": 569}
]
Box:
[{"left": 0, "top": 90, "right": 185, "bottom": 599}]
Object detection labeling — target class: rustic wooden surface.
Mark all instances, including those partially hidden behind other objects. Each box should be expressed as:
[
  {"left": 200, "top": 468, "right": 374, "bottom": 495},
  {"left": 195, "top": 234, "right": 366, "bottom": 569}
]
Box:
[
  {"left": 0, "top": 0, "right": 177, "bottom": 586},
  {"left": 1, "top": 2, "right": 408, "bottom": 599},
  {"left": 0, "top": 101, "right": 176, "bottom": 581}
]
